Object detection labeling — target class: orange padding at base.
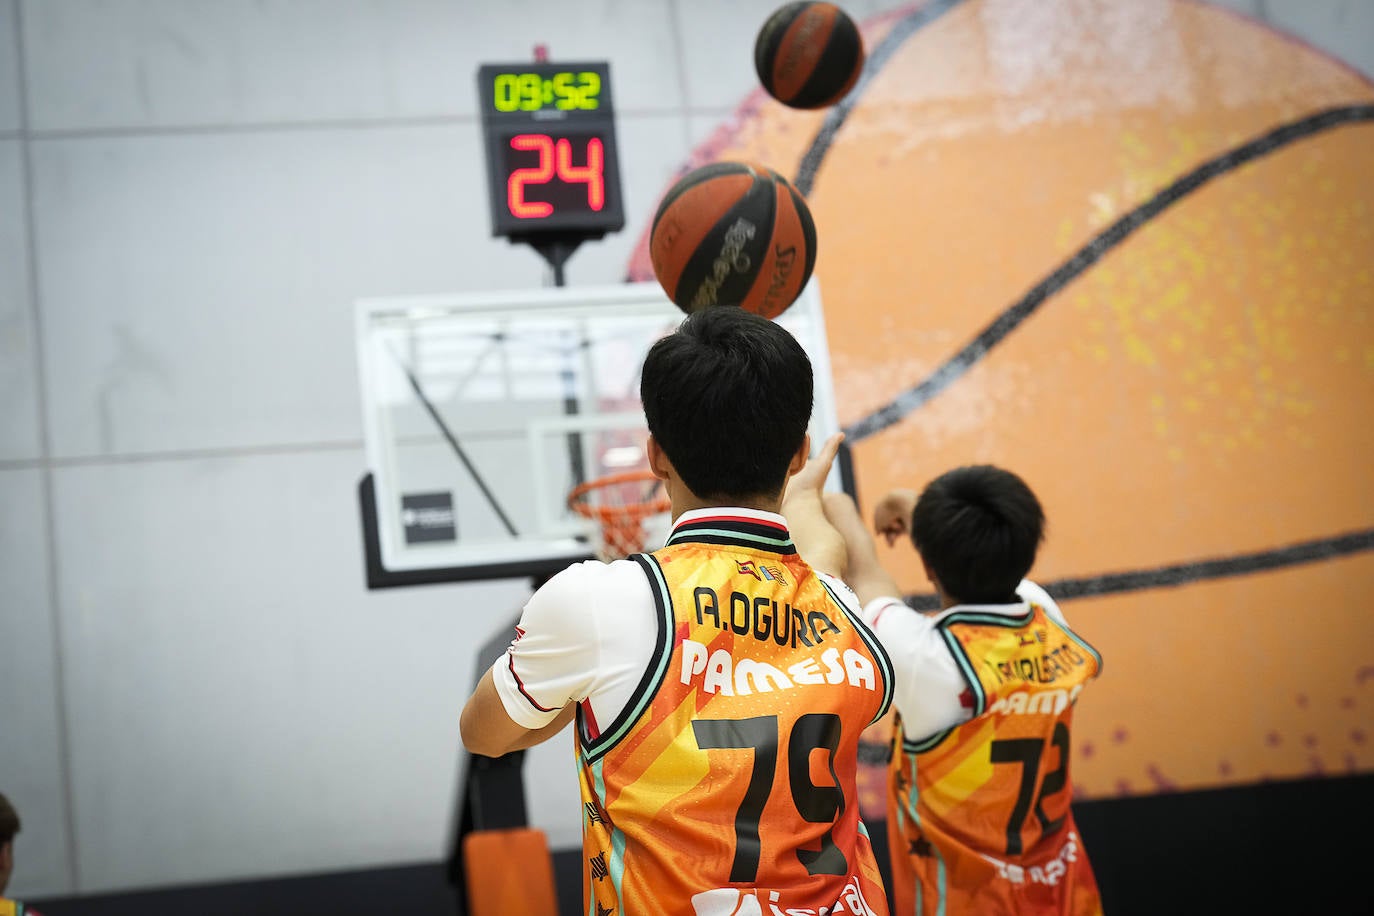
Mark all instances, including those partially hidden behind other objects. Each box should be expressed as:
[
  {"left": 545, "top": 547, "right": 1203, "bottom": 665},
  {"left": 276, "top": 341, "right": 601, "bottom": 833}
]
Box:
[{"left": 462, "top": 827, "right": 559, "bottom": 916}]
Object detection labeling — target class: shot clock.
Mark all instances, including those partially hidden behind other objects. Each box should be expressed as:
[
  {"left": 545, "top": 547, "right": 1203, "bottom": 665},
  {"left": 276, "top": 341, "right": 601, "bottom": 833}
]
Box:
[{"left": 477, "top": 62, "right": 625, "bottom": 239}]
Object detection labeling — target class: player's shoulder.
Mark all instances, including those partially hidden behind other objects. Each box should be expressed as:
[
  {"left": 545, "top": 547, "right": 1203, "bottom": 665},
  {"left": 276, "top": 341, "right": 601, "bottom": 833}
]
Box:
[
  {"left": 538, "top": 554, "right": 640, "bottom": 590},
  {"left": 816, "top": 569, "right": 863, "bottom": 612},
  {"left": 529, "top": 557, "right": 651, "bottom": 611},
  {"left": 1017, "top": 578, "right": 1068, "bottom": 625}
]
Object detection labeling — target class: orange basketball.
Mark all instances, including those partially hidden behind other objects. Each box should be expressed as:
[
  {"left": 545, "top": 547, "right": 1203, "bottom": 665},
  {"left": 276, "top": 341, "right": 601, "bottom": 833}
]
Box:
[
  {"left": 755, "top": 2, "right": 865, "bottom": 109},
  {"left": 649, "top": 160, "right": 817, "bottom": 318}
]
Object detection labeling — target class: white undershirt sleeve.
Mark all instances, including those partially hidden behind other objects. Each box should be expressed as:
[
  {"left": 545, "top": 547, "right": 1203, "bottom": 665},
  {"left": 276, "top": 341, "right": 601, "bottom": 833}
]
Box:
[
  {"left": 860, "top": 596, "right": 971, "bottom": 742},
  {"left": 490, "top": 561, "right": 604, "bottom": 730},
  {"left": 488, "top": 558, "right": 659, "bottom": 732}
]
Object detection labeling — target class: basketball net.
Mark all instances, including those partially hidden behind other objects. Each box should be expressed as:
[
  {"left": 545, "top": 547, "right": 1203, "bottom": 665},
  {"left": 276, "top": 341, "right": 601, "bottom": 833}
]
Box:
[{"left": 567, "top": 471, "right": 671, "bottom": 561}]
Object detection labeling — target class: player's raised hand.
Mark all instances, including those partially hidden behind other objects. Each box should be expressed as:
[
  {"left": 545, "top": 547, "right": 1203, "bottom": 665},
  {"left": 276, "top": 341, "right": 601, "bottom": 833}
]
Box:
[
  {"left": 873, "top": 488, "right": 919, "bottom": 547},
  {"left": 782, "top": 432, "right": 847, "bottom": 577},
  {"left": 787, "top": 431, "right": 845, "bottom": 500}
]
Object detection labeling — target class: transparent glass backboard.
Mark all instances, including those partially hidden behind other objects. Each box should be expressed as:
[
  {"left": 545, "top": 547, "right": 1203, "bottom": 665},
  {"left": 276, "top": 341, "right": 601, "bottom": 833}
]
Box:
[{"left": 355, "top": 280, "right": 843, "bottom": 586}]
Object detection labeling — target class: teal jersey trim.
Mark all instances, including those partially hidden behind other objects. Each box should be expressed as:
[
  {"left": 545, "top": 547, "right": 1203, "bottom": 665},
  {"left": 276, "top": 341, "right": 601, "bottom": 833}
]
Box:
[
  {"left": 665, "top": 526, "right": 796, "bottom": 552},
  {"left": 819, "top": 578, "right": 895, "bottom": 725},
  {"left": 579, "top": 553, "right": 674, "bottom": 764},
  {"left": 584, "top": 757, "right": 628, "bottom": 913}
]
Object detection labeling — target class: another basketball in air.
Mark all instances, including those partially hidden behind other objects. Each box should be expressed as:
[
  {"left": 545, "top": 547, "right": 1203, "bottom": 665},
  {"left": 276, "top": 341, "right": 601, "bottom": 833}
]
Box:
[
  {"left": 649, "top": 160, "right": 816, "bottom": 319},
  {"left": 754, "top": 2, "right": 864, "bottom": 109}
]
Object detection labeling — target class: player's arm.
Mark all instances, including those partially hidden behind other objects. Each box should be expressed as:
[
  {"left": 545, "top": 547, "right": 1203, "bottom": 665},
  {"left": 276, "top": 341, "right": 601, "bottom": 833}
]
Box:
[
  {"left": 782, "top": 432, "right": 848, "bottom": 578},
  {"left": 461, "top": 672, "right": 576, "bottom": 757},
  {"left": 823, "top": 491, "right": 970, "bottom": 739},
  {"left": 821, "top": 491, "right": 902, "bottom": 606},
  {"left": 459, "top": 564, "right": 598, "bottom": 758}
]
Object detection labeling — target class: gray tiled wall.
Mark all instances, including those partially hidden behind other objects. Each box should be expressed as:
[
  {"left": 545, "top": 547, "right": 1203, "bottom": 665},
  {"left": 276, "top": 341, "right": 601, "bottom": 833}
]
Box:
[{"left": 2, "top": 0, "right": 1370, "bottom": 900}]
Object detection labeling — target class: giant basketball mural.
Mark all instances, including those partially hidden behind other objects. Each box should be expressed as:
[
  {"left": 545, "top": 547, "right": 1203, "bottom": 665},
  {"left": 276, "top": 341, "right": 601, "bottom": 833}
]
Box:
[{"left": 628, "top": 0, "right": 1374, "bottom": 800}]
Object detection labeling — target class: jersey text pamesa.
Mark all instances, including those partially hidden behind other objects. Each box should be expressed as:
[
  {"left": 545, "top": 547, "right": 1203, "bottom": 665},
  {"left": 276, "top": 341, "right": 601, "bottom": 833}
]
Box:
[{"left": 681, "top": 587, "right": 879, "bottom": 697}]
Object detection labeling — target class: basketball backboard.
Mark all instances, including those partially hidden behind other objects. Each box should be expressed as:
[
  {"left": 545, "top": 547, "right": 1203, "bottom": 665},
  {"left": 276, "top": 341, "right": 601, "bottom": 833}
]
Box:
[{"left": 355, "top": 280, "right": 846, "bottom": 587}]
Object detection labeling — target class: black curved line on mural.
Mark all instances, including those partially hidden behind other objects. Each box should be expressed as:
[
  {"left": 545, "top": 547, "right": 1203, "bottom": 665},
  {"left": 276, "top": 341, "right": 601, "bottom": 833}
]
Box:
[
  {"left": 842, "top": 102, "right": 1374, "bottom": 441},
  {"left": 901, "top": 528, "right": 1374, "bottom": 609},
  {"left": 793, "top": 0, "right": 967, "bottom": 198}
]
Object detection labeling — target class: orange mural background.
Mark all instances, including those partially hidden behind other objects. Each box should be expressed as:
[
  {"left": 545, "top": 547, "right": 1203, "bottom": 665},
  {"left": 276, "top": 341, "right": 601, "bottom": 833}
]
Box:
[{"left": 628, "top": 0, "right": 1374, "bottom": 799}]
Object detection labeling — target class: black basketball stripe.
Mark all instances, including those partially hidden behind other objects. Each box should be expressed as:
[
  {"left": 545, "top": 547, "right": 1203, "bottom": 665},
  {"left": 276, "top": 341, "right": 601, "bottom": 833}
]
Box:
[
  {"left": 786, "top": 180, "right": 819, "bottom": 285},
  {"left": 753, "top": 2, "right": 804, "bottom": 90},
  {"left": 673, "top": 168, "right": 778, "bottom": 310},
  {"left": 790, "top": 8, "right": 863, "bottom": 108},
  {"left": 763, "top": 166, "right": 818, "bottom": 274},
  {"left": 843, "top": 103, "right": 1374, "bottom": 441},
  {"left": 651, "top": 160, "right": 755, "bottom": 235},
  {"left": 900, "top": 527, "right": 1374, "bottom": 609}
]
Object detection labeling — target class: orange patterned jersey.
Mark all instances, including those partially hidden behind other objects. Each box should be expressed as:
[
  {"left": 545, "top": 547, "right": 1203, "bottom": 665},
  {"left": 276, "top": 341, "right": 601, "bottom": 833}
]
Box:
[
  {"left": 0, "top": 899, "right": 45, "bottom": 916},
  {"left": 577, "top": 512, "right": 894, "bottom": 916},
  {"left": 888, "top": 601, "right": 1103, "bottom": 916}
]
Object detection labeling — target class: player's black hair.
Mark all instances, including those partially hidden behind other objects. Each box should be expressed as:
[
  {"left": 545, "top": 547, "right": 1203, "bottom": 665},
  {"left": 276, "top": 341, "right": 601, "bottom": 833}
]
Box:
[
  {"left": 912, "top": 465, "right": 1045, "bottom": 604},
  {"left": 641, "top": 307, "right": 813, "bottom": 502},
  {"left": 0, "top": 792, "right": 19, "bottom": 846}
]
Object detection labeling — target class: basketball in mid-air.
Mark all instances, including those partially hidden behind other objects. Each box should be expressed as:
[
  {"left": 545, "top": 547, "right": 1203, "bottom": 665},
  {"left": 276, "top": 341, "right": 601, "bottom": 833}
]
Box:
[
  {"left": 754, "top": 2, "right": 865, "bottom": 109},
  {"left": 649, "top": 160, "right": 817, "bottom": 319}
]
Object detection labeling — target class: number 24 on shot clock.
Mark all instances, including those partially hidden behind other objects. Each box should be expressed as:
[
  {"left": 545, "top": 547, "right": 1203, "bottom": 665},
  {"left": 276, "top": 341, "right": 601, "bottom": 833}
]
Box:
[{"left": 476, "top": 62, "right": 626, "bottom": 238}]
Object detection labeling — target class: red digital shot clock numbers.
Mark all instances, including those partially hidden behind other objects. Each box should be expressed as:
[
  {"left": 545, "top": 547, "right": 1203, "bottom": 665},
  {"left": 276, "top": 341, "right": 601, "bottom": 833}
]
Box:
[{"left": 477, "top": 62, "right": 625, "bottom": 239}]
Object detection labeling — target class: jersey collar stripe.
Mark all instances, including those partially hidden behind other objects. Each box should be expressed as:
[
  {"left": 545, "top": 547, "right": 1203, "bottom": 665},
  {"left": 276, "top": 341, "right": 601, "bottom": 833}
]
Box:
[
  {"left": 666, "top": 523, "right": 797, "bottom": 554},
  {"left": 670, "top": 508, "right": 791, "bottom": 530},
  {"left": 938, "top": 608, "right": 1036, "bottom": 628}
]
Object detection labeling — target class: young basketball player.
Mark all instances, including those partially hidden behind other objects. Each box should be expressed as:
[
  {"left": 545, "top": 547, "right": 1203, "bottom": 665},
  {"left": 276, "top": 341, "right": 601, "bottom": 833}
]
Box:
[
  {"left": 461, "top": 307, "right": 893, "bottom": 916},
  {"left": 0, "top": 793, "right": 44, "bottom": 916},
  {"left": 791, "top": 455, "right": 1104, "bottom": 915}
]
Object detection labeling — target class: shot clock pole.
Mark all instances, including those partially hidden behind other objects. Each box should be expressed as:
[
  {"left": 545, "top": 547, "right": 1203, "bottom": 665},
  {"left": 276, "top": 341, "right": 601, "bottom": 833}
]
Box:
[{"left": 450, "top": 60, "right": 629, "bottom": 914}]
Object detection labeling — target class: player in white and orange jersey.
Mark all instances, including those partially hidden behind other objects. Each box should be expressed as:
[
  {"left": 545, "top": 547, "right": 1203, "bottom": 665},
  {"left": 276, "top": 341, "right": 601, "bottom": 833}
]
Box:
[
  {"left": 794, "top": 463, "right": 1103, "bottom": 916},
  {"left": 462, "top": 307, "right": 893, "bottom": 916}
]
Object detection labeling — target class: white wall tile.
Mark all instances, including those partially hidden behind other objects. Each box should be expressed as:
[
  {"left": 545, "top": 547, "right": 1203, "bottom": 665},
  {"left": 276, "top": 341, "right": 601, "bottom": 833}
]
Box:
[
  {"left": 23, "top": 0, "right": 683, "bottom": 132},
  {"left": 51, "top": 448, "right": 531, "bottom": 891},
  {"left": 30, "top": 124, "right": 551, "bottom": 459},
  {"left": 1263, "top": 0, "right": 1374, "bottom": 79},
  {"left": 0, "top": 469, "right": 73, "bottom": 899},
  {"left": 675, "top": 0, "right": 790, "bottom": 111},
  {"left": 0, "top": 0, "right": 17, "bottom": 132},
  {"left": 0, "top": 141, "right": 42, "bottom": 462}
]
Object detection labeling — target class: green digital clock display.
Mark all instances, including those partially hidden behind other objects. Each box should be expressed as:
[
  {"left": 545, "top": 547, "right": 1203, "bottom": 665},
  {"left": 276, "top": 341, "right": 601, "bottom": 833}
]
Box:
[
  {"left": 476, "top": 62, "right": 624, "bottom": 239},
  {"left": 491, "top": 70, "right": 602, "bottom": 112}
]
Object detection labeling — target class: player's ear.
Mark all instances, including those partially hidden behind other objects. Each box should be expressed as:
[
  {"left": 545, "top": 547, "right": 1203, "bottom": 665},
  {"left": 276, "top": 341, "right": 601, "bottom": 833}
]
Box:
[
  {"left": 646, "top": 435, "right": 672, "bottom": 481},
  {"left": 785, "top": 433, "right": 812, "bottom": 477}
]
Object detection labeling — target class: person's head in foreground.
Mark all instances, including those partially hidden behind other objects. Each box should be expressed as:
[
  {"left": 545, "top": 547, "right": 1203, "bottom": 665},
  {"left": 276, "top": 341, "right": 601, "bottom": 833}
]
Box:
[{"left": 641, "top": 306, "right": 813, "bottom": 509}]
